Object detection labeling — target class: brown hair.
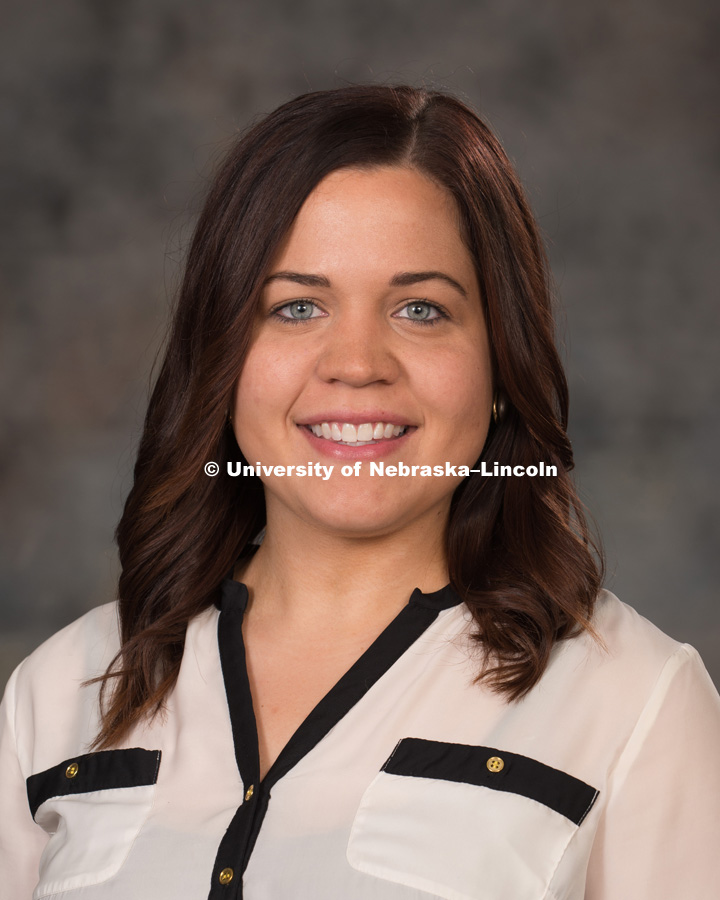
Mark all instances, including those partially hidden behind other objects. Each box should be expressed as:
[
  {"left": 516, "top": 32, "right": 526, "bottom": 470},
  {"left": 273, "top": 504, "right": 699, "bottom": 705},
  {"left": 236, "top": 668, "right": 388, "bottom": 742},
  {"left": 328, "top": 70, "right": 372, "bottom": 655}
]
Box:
[{"left": 91, "top": 84, "right": 603, "bottom": 749}]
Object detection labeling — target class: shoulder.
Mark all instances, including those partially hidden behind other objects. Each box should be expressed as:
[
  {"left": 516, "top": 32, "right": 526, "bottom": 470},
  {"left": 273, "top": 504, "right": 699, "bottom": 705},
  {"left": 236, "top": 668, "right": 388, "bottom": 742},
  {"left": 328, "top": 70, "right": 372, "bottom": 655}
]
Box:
[
  {"left": 3, "top": 603, "right": 121, "bottom": 774},
  {"left": 14, "top": 601, "right": 121, "bottom": 692},
  {"left": 589, "top": 588, "right": 683, "bottom": 664},
  {"left": 507, "top": 590, "right": 720, "bottom": 816},
  {"left": 542, "top": 589, "right": 715, "bottom": 722}
]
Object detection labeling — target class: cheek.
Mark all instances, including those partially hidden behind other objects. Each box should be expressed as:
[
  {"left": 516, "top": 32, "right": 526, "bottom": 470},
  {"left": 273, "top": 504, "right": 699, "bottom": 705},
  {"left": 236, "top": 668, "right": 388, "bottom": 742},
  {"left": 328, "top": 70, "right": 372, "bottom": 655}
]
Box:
[
  {"left": 234, "top": 340, "right": 302, "bottom": 413},
  {"left": 232, "top": 352, "right": 280, "bottom": 457},
  {"left": 419, "top": 346, "right": 492, "bottom": 432}
]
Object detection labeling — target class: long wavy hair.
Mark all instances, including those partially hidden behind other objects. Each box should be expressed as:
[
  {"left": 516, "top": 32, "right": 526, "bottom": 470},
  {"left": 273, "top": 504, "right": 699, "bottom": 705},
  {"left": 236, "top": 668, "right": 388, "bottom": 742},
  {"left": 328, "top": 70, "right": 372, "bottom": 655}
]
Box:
[{"left": 91, "top": 84, "right": 603, "bottom": 749}]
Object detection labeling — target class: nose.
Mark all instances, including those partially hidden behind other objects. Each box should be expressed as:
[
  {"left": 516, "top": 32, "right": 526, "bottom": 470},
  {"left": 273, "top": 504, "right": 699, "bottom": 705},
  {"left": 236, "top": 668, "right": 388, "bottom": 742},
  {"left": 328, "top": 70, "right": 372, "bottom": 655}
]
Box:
[{"left": 314, "top": 309, "right": 401, "bottom": 387}]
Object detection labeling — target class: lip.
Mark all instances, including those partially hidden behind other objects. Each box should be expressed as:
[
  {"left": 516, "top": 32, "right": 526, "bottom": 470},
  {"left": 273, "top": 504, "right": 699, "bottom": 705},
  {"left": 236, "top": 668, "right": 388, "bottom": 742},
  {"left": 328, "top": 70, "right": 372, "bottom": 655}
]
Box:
[
  {"left": 297, "top": 410, "right": 415, "bottom": 428},
  {"left": 298, "top": 423, "right": 417, "bottom": 461}
]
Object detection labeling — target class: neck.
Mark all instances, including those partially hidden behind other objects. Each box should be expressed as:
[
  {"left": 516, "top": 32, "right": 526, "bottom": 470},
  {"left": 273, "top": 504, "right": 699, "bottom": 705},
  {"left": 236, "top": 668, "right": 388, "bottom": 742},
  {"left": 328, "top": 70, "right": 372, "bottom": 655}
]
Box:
[{"left": 235, "top": 508, "right": 449, "bottom": 630}]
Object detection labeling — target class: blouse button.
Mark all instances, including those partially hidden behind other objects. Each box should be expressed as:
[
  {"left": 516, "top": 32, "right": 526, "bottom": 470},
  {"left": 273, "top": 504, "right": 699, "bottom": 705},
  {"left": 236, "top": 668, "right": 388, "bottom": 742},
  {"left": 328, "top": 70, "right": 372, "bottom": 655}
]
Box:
[
  {"left": 486, "top": 756, "right": 504, "bottom": 773},
  {"left": 218, "top": 867, "right": 234, "bottom": 885},
  {"left": 245, "top": 784, "right": 254, "bottom": 802},
  {"left": 65, "top": 762, "right": 79, "bottom": 778}
]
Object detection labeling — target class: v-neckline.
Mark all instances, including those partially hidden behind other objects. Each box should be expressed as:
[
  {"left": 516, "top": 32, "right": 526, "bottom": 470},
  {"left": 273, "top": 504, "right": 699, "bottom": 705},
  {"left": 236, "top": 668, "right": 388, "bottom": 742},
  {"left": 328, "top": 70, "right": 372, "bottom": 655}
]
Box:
[
  {"left": 217, "top": 575, "right": 462, "bottom": 790},
  {"left": 207, "top": 576, "right": 462, "bottom": 896}
]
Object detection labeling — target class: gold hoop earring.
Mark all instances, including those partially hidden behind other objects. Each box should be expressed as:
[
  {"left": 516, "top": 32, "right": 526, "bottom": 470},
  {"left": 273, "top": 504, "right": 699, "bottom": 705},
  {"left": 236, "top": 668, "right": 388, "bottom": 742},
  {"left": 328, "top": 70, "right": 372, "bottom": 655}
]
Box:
[{"left": 492, "top": 392, "right": 506, "bottom": 424}]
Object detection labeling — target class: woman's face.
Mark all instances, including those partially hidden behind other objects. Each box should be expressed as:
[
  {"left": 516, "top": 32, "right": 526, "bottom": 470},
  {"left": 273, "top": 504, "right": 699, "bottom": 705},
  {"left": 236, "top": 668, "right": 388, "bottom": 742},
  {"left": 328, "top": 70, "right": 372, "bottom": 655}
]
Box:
[{"left": 233, "top": 165, "right": 493, "bottom": 539}]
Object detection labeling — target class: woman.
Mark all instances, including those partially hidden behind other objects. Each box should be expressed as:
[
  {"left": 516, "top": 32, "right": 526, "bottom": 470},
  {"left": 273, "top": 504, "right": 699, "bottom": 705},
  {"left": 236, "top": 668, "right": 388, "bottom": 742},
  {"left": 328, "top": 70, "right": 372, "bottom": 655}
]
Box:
[{"left": 1, "top": 84, "right": 719, "bottom": 899}]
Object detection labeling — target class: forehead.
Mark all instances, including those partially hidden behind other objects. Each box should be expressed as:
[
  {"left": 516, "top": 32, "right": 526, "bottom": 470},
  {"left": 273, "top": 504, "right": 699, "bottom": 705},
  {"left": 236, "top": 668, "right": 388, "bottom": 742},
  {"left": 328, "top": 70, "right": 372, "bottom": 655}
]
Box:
[{"left": 270, "top": 166, "right": 474, "bottom": 282}]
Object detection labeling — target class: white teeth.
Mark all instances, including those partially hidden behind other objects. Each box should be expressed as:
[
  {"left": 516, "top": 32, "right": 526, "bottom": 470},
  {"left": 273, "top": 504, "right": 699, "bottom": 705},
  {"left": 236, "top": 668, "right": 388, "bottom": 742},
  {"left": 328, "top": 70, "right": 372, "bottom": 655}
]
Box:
[{"left": 306, "top": 421, "right": 409, "bottom": 445}]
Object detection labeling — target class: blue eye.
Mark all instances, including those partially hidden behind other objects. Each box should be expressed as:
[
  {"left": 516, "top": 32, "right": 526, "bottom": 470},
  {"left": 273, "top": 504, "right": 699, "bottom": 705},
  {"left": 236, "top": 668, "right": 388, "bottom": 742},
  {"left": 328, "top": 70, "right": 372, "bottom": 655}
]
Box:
[
  {"left": 271, "top": 299, "right": 447, "bottom": 326},
  {"left": 395, "top": 301, "right": 446, "bottom": 325},
  {"left": 274, "top": 300, "right": 324, "bottom": 322}
]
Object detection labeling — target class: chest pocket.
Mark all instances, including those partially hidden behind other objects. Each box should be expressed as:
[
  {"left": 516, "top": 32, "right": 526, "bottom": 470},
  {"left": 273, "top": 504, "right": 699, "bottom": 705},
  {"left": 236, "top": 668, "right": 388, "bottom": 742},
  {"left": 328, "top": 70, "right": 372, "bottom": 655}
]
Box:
[
  {"left": 347, "top": 738, "right": 598, "bottom": 900},
  {"left": 26, "top": 747, "right": 161, "bottom": 899}
]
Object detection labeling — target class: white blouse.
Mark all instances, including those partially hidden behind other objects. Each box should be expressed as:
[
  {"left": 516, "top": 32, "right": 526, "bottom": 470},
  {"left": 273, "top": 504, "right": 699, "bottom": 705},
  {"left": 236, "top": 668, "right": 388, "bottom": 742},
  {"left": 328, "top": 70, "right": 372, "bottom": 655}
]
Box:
[{"left": 1, "top": 580, "right": 719, "bottom": 900}]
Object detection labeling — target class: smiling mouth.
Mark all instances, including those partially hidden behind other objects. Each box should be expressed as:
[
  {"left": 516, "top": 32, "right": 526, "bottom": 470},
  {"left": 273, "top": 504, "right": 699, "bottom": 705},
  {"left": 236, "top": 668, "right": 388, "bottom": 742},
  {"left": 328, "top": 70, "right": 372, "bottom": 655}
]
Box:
[{"left": 302, "top": 421, "right": 411, "bottom": 446}]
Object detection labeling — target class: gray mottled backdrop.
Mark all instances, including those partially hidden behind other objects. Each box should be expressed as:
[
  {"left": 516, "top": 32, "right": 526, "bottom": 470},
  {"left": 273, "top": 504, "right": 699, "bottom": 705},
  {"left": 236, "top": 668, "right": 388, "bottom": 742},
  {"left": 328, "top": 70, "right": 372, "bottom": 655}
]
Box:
[{"left": 2, "top": 0, "right": 719, "bottom": 693}]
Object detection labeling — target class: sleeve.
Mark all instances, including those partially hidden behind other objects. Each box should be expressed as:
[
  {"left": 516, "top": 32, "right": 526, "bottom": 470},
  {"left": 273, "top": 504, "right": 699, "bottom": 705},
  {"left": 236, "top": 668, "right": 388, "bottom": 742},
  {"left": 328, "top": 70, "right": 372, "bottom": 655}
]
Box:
[
  {"left": 0, "top": 664, "right": 49, "bottom": 899},
  {"left": 585, "top": 643, "right": 720, "bottom": 899}
]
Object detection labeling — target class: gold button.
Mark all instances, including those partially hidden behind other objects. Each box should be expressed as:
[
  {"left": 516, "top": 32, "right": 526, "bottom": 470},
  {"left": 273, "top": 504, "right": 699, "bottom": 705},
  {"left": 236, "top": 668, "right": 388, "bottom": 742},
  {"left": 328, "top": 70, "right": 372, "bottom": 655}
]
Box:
[
  {"left": 244, "top": 784, "right": 254, "bottom": 802},
  {"left": 486, "top": 756, "right": 504, "bottom": 773},
  {"left": 65, "top": 763, "right": 79, "bottom": 778},
  {"left": 218, "top": 867, "right": 234, "bottom": 885}
]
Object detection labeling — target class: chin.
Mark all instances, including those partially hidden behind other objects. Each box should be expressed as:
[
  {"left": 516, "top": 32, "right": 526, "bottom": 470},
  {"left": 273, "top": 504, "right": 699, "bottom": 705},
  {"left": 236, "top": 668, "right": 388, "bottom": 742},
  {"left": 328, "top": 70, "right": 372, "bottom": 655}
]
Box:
[{"left": 296, "top": 503, "right": 416, "bottom": 538}]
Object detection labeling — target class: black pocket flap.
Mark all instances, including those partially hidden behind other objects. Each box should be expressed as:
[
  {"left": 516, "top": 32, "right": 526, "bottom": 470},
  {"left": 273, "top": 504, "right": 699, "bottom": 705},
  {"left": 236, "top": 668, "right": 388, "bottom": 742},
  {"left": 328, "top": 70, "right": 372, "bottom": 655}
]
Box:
[
  {"left": 382, "top": 738, "right": 598, "bottom": 825},
  {"left": 26, "top": 748, "right": 162, "bottom": 819}
]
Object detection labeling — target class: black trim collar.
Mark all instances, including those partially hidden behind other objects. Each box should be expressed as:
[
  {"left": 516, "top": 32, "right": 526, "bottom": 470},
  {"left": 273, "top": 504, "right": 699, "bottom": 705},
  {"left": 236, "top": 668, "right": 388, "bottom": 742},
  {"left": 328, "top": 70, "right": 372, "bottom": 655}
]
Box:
[{"left": 214, "top": 574, "right": 461, "bottom": 613}]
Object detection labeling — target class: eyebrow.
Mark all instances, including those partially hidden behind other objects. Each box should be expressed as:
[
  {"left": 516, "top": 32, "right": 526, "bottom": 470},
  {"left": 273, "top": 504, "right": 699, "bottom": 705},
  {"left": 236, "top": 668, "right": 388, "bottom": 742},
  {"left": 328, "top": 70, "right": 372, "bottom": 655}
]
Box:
[{"left": 263, "top": 270, "right": 468, "bottom": 298}]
